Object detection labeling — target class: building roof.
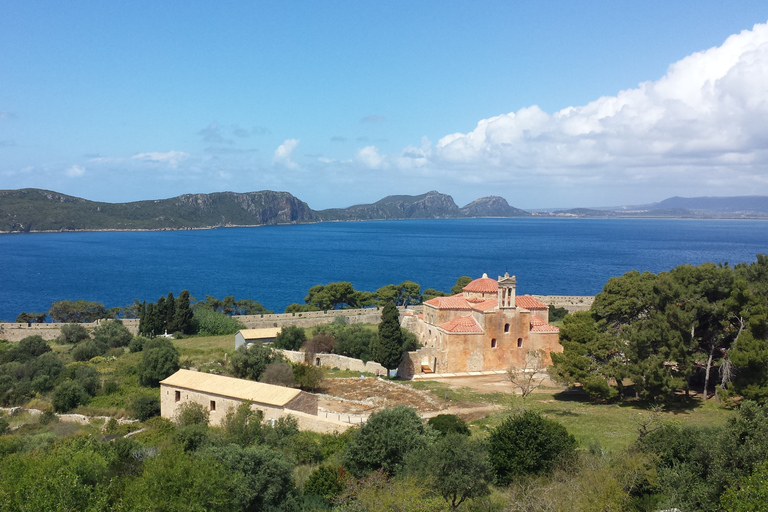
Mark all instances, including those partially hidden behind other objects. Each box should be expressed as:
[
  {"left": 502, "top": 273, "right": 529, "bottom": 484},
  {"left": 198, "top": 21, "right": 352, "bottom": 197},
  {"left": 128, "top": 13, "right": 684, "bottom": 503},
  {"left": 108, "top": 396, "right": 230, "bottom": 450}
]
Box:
[
  {"left": 471, "top": 299, "right": 498, "bottom": 312},
  {"left": 424, "top": 296, "right": 473, "bottom": 310},
  {"left": 438, "top": 315, "right": 484, "bottom": 333},
  {"left": 462, "top": 273, "right": 499, "bottom": 294},
  {"left": 237, "top": 328, "right": 281, "bottom": 340},
  {"left": 160, "top": 369, "right": 302, "bottom": 406},
  {"left": 515, "top": 295, "right": 549, "bottom": 310},
  {"left": 530, "top": 316, "right": 560, "bottom": 332}
]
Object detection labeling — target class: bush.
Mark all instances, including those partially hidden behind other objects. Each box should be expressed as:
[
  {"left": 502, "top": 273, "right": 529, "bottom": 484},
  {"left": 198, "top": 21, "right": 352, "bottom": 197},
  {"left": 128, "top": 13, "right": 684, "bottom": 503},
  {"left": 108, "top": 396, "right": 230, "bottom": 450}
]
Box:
[
  {"left": 138, "top": 341, "right": 179, "bottom": 387},
  {"left": 285, "top": 431, "right": 323, "bottom": 464},
  {"left": 304, "top": 465, "right": 345, "bottom": 502},
  {"left": 259, "top": 362, "right": 296, "bottom": 387},
  {"left": 52, "top": 381, "right": 89, "bottom": 413},
  {"left": 0, "top": 415, "right": 8, "bottom": 435},
  {"left": 488, "top": 411, "right": 577, "bottom": 484},
  {"left": 133, "top": 396, "right": 161, "bottom": 421},
  {"left": 343, "top": 405, "right": 428, "bottom": 477},
  {"left": 175, "top": 401, "right": 209, "bottom": 427},
  {"left": 128, "top": 336, "right": 149, "bottom": 353},
  {"left": 92, "top": 319, "right": 133, "bottom": 348},
  {"left": 230, "top": 344, "right": 277, "bottom": 382},
  {"left": 427, "top": 414, "right": 470, "bottom": 436},
  {"left": 71, "top": 340, "right": 108, "bottom": 362},
  {"left": 65, "top": 364, "right": 100, "bottom": 396},
  {"left": 293, "top": 363, "right": 324, "bottom": 391},
  {"left": 191, "top": 309, "right": 244, "bottom": 336},
  {"left": 274, "top": 325, "right": 306, "bottom": 351},
  {"left": 57, "top": 324, "right": 89, "bottom": 344}
]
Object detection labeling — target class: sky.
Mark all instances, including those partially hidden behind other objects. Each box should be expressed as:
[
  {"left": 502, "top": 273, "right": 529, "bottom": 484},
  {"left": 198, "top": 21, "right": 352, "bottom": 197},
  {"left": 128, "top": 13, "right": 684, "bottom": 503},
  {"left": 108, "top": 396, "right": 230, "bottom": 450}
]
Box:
[{"left": 2, "top": 2, "right": 768, "bottom": 210}]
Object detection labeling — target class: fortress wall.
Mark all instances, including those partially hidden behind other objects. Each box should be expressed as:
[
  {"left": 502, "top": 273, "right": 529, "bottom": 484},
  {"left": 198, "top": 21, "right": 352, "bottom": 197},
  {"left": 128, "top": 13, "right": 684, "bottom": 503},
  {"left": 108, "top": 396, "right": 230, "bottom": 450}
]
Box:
[
  {"left": 277, "top": 349, "right": 387, "bottom": 375},
  {"left": 234, "top": 306, "right": 419, "bottom": 330},
  {"left": 0, "top": 318, "right": 140, "bottom": 342},
  {"left": 532, "top": 295, "right": 594, "bottom": 313}
]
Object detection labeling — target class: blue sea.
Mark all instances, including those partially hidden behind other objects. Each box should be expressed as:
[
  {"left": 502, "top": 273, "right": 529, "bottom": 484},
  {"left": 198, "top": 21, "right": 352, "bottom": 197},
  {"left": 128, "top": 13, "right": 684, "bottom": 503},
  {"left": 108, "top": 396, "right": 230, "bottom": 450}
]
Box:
[{"left": 1, "top": 218, "right": 767, "bottom": 322}]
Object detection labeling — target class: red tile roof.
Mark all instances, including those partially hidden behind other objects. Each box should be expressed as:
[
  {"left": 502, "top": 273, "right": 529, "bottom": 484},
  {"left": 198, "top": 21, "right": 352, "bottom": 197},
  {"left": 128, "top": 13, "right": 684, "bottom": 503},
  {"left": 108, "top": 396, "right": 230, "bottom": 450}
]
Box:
[
  {"left": 439, "top": 315, "right": 483, "bottom": 333},
  {"left": 424, "top": 296, "right": 472, "bottom": 310},
  {"left": 471, "top": 299, "right": 498, "bottom": 312},
  {"left": 463, "top": 275, "right": 499, "bottom": 294},
  {"left": 530, "top": 316, "right": 559, "bottom": 332},
  {"left": 516, "top": 295, "right": 549, "bottom": 310}
]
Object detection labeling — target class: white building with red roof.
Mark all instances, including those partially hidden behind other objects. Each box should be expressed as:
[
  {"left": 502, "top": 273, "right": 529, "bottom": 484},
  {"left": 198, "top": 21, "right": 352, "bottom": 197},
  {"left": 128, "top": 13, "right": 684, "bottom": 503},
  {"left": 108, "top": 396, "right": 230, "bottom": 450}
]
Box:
[{"left": 400, "top": 272, "right": 562, "bottom": 376}]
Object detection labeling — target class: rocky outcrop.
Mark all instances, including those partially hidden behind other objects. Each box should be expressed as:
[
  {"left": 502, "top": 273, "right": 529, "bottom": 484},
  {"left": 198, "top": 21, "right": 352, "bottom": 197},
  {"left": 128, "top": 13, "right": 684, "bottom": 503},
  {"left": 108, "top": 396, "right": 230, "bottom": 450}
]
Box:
[{"left": 460, "top": 196, "right": 531, "bottom": 217}]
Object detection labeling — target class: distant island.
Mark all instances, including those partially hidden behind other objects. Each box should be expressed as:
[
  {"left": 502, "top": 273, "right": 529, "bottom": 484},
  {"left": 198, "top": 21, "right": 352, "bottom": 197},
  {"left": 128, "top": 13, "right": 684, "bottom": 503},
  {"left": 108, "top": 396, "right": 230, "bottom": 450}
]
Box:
[{"left": 2, "top": 188, "right": 768, "bottom": 233}]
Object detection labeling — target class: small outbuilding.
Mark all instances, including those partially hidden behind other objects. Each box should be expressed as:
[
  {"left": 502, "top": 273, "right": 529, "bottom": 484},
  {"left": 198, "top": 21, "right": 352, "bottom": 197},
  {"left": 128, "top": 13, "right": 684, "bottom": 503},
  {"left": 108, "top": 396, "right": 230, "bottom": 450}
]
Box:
[
  {"left": 159, "top": 369, "right": 317, "bottom": 426},
  {"left": 234, "top": 328, "right": 281, "bottom": 349}
]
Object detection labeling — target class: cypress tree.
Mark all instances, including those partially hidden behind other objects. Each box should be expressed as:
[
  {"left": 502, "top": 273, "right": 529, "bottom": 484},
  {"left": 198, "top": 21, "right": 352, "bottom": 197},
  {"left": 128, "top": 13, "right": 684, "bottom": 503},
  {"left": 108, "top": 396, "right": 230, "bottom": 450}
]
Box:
[
  {"left": 374, "top": 301, "right": 404, "bottom": 370},
  {"left": 165, "top": 292, "right": 177, "bottom": 332},
  {"left": 174, "top": 290, "right": 194, "bottom": 334}
]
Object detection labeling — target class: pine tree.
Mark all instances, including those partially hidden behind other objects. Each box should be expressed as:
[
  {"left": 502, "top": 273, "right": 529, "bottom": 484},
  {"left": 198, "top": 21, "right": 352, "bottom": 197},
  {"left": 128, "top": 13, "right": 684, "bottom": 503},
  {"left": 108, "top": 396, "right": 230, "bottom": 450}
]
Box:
[{"left": 374, "top": 301, "right": 404, "bottom": 370}]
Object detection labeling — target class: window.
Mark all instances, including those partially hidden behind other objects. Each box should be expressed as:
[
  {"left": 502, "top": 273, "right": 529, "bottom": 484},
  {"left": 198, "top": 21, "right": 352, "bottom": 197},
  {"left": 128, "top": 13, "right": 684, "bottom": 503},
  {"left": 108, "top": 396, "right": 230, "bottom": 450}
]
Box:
[
  {"left": 175, "top": 390, "right": 180, "bottom": 402},
  {"left": 491, "top": 338, "right": 497, "bottom": 348},
  {"left": 210, "top": 400, "right": 216, "bottom": 411},
  {"left": 517, "top": 338, "right": 523, "bottom": 348},
  {"left": 316, "top": 357, "right": 321, "bottom": 366},
  {"left": 504, "top": 323, "right": 510, "bottom": 333}
]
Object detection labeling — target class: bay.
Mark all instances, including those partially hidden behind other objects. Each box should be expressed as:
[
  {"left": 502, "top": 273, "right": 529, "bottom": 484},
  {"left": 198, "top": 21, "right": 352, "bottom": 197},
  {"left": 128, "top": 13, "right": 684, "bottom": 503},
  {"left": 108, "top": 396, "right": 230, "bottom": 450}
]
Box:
[{"left": 1, "top": 218, "right": 767, "bottom": 322}]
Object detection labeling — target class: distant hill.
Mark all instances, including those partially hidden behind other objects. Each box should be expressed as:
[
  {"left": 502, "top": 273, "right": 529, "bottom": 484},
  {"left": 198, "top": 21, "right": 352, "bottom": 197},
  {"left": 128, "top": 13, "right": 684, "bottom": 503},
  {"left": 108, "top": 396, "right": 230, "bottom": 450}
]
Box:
[
  {"left": 0, "top": 189, "right": 318, "bottom": 232},
  {"left": 649, "top": 196, "right": 768, "bottom": 213},
  {"left": 460, "top": 196, "right": 530, "bottom": 217},
  {"left": 0, "top": 189, "right": 532, "bottom": 233}
]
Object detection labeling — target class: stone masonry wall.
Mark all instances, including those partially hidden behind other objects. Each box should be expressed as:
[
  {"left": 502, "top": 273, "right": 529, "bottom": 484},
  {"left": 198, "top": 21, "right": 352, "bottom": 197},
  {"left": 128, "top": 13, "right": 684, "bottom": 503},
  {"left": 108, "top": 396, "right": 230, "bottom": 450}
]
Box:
[{"left": 277, "top": 349, "right": 387, "bottom": 375}]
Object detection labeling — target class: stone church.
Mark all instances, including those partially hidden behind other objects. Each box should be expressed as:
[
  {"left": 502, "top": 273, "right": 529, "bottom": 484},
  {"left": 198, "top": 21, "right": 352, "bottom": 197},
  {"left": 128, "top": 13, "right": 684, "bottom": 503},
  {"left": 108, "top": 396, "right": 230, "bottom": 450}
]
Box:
[{"left": 400, "top": 272, "right": 562, "bottom": 376}]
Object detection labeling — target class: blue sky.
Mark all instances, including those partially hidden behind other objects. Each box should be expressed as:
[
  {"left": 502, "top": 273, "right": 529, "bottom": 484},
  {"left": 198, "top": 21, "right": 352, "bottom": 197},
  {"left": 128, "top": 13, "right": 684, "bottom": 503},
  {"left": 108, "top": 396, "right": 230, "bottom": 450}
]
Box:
[{"left": 2, "top": 2, "right": 768, "bottom": 209}]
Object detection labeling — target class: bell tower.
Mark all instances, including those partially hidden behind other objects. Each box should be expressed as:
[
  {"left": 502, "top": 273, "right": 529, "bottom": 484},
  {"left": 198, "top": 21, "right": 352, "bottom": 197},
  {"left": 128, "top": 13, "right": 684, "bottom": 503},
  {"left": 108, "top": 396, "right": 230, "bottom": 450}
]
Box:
[{"left": 497, "top": 272, "right": 516, "bottom": 309}]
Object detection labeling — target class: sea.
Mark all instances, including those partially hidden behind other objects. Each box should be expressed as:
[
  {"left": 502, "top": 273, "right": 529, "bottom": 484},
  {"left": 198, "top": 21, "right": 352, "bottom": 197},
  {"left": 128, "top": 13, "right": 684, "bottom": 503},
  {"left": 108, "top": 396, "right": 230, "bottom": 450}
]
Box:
[{"left": 1, "top": 218, "right": 767, "bottom": 322}]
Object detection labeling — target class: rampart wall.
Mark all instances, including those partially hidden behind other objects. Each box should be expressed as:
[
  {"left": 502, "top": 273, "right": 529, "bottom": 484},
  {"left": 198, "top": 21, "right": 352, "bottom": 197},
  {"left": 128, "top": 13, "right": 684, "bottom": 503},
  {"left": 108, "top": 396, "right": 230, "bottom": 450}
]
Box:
[
  {"left": 0, "top": 318, "right": 139, "bottom": 342},
  {"left": 277, "top": 349, "right": 387, "bottom": 375},
  {"left": 532, "top": 295, "right": 594, "bottom": 313}
]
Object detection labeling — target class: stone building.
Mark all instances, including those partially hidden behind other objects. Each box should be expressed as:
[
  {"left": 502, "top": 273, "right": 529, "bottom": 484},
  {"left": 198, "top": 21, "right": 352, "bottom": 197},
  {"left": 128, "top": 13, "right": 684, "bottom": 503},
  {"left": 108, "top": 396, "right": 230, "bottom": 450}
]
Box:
[
  {"left": 160, "top": 369, "right": 325, "bottom": 429},
  {"left": 400, "top": 273, "right": 561, "bottom": 376},
  {"left": 234, "top": 328, "right": 281, "bottom": 349}
]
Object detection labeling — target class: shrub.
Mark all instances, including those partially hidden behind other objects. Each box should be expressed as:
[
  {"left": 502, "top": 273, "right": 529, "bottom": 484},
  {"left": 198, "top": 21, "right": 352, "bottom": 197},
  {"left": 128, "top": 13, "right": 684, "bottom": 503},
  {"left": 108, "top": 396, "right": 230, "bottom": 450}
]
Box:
[
  {"left": 285, "top": 431, "right": 323, "bottom": 464},
  {"left": 128, "top": 336, "right": 149, "bottom": 353},
  {"left": 274, "top": 325, "right": 307, "bottom": 351},
  {"left": 230, "top": 344, "right": 276, "bottom": 381},
  {"left": 175, "top": 401, "right": 209, "bottom": 427},
  {"left": 293, "top": 363, "right": 324, "bottom": 391},
  {"left": 138, "top": 341, "right": 179, "bottom": 387},
  {"left": 427, "top": 414, "right": 470, "bottom": 436},
  {"left": 57, "top": 324, "right": 89, "bottom": 344},
  {"left": 92, "top": 319, "right": 133, "bottom": 348},
  {"left": 71, "top": 340, "right": 108, "bottom": 362},
  {"left": 133, "top": 396, "right": 161, "bottom": 421},
  {"left": 488, "top": 411, "right": 577, "bottom": 484},
  {"left": 259, "top": 361, "right": 296, "bottom": 387},
  {"left": 52, "top": 381, "right": 89, "bottom": 413},
  {"left": 0, "top": 415, "right": 8, "bottom": 435},
  {"left": 191, "top": 309, "right": 244, "bottom": 336},
  {"left": 65, "top": 364, "right": 100, "bottom": 396},
  {"left": 343, "top": 405, "right": 428, "bottom": 477},
  {"left": 304, "top": 465, "right": 345, "bottom": 502}
]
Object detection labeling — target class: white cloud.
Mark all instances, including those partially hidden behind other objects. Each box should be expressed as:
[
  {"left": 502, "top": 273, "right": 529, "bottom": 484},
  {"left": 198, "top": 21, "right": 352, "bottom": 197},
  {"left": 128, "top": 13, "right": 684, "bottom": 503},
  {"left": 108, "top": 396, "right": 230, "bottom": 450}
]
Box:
[
  {"left": 131, "top": 151, "right": 189, "bottom": 168},
  {"left": 414, "top": 21, "right": 768, "bottom": 189},
  {"left": 356, "top": 145, "right": 387, "bottom": 169},
  {"left": 273, "top": 139, "right": 300, "bottom": 169},
  {"left": 66, "top": 165, "right": 85, "bottom": 177}
]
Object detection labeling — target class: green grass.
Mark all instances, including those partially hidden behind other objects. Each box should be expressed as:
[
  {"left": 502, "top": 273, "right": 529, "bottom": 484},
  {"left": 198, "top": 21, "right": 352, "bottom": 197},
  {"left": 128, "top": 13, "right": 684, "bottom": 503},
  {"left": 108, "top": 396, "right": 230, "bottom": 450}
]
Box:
[{"left": 405, "top": 380, "right": 735, "bottom": 453}]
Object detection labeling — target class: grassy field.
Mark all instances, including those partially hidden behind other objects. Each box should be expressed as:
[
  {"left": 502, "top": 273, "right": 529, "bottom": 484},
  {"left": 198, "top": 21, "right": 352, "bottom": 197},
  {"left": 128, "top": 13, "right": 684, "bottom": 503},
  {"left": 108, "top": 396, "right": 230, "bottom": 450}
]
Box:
[{"left": 407, "top": 379, "right": 735, "bottom": 452}]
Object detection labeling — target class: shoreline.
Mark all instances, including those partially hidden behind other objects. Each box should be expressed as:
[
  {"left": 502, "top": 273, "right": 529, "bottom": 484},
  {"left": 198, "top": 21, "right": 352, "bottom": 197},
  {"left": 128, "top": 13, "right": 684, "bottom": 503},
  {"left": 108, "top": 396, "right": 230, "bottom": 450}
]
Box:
[{"left": 3, "top": 215, "right": 768, "bottom": 235}]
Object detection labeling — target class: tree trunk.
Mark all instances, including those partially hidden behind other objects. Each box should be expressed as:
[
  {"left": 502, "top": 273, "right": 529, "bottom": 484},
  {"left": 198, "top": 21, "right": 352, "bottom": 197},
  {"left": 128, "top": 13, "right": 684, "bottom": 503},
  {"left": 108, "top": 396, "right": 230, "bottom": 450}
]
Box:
[{"left": 703, "top": 345, "right": 715, "bottom": 400}]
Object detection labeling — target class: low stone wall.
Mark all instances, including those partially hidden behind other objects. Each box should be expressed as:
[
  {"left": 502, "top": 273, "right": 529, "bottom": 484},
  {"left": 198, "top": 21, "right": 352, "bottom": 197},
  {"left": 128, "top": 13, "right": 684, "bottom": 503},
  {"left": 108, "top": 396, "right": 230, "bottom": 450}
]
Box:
[
  {"left": 533, "top": 295, "right": 594, "bottom": 313},
  {"left": 277, "top": 349, "right": 387, "bottom": 375},
  {"left": 235, "top": 306, "right": 418, "bottom": 330},
  {"left": 0, "top": 318, "right": 140, "bottom": 342}
]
